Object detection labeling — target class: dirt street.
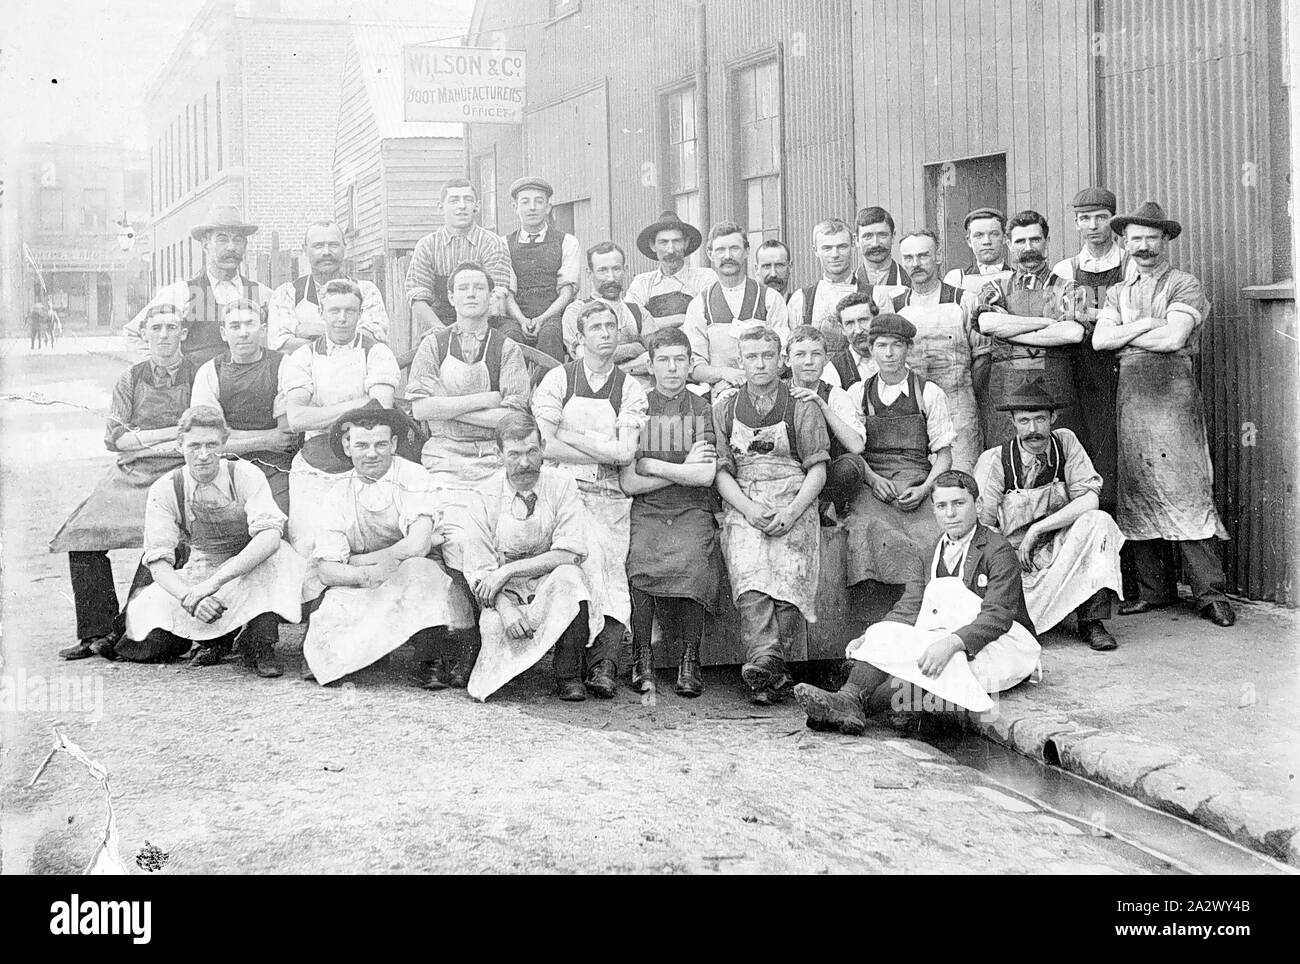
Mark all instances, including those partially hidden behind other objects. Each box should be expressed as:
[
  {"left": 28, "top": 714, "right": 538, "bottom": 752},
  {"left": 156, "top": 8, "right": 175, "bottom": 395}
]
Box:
[{"left": 1, "top": 336, "right": 1153, "bottom": 873}]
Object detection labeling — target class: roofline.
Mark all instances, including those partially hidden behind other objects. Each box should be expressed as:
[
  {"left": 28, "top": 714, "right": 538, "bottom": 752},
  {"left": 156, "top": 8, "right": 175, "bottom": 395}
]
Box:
[
  {"left": 144, "top": 0, "right": 229, "bottom": 107},
  {"left": 467, "top": 0, "right": 489, "bottom": 45}
]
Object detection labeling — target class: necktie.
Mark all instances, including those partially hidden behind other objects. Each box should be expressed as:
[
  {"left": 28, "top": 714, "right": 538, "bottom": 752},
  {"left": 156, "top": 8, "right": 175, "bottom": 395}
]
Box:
[
  {"left": 1028, "top": 453, "right": 1048, "bottom": 488},
  {"left": 514, "top": 491, "right": 538, "bottom": 518}
]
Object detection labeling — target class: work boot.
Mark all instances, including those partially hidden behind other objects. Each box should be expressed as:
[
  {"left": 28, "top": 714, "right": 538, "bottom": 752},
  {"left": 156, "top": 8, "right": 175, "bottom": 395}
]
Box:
[
  {"left": 675, "top": 640, "right": 703, "bottom": 698},
  {"left": 556, "top": 679, "right": 587, "bottom": 702},
  {"left": 447, "top": 632, "right": 482, "bottom": 689},
  {"left": 415, "top": 658, "right": 453, "bottom": 691},
  {"left": 1078, "top": 619, "right": 1118, "bottom": 652},
  {"left": 1118, "top": 598, "right": 1171, "bottom": 616},
  {"left": 630, "top": 641, "right": 656, "bottom": 693},
  {"left": 1201, "top": 600, "right": 1236, "bottom": 627},
  {"left": 243, "top": 640, "right": 284, "bottom": 678},
  {"left": 59, "top": 639, "right": 97, "bottom": 660},
  {"left": 585, "top": 659, "right": 618, "bottom": 699},
  {"left": 741, "top": 654, "right": 791, "bottom": 703},
  {"left": 793, "top": 683, "right": 868, "bottom": 736},
  {"left": 187, "top": 644, "right": 222, "bottom": 668}
]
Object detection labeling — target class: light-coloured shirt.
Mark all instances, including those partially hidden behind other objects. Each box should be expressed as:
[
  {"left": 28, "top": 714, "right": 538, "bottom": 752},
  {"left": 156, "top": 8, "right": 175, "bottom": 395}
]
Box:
[
  {"left": 1095, "top": 260, "right": 1210, "bottom": 359},
  {"left": 1051, "top": 240, "right": 1130, "bottom": 279},
  {"left": 281, "top": 333, "right": 401, "bottom": 438},
  {"left": 404, "top": 324, "right": 532, "bottom": 443},
  {"left": 142, "top": 459, "right": 284, "bottom": 565},
  {"left": 503, "top": 224, "right": 583, "bottom": 290},
  {"left": 532, "top": 361, "right": 650, "bottom": 435},
  {"left": 405, "top": 225, "right": 516, "bottom": 305},
  {"left": 626, "top": 265, "right": 719, "bottom": 313},
  {"left": 312, "top": 457, "right": 438, "bottom": 563},
  {"left": 787, "top": 278, "right": 889, "bottom": 330},
  {"left": 943, "top": 261, "right": 1012, "bottom": 290},
  {"left": 191, "top": 352, "right": 289, "bottom": 422},
  {"left": 683, "top": 281, "right": 790, "bottom": 370},
  {"left": 123, "top": 270, "right": 276, "bottom": 354},
  {"left": 268, "top": 276, "right": 390, "bottom": 350},
  {"left": 847, "top": 370, "right": 957, "bottom": 453},
  {"left": 940, "top": 525, "right": 978, "bottom": 575},
  {"left": 815, "top": 380, "right": 866, "bottom": 442},
  {"left": 974, "top": 428, "right": 1104, "bottom": 529}
]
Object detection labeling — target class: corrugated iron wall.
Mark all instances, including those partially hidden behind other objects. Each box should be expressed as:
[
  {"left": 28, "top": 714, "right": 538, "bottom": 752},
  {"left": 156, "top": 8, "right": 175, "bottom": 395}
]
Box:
[{"left": 1099, "top": 0, "right": 1296, "bottom": 603}]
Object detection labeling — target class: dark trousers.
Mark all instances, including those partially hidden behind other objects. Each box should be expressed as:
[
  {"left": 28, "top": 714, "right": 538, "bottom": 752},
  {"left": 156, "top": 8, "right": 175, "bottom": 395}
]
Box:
[
  {"left": 821, "top": 453, "right": 867, "bottom": 512},
  {"left": 735, "top": 590, "right": 806, "bottom": 664},
  {"left": 553, "top": 604, "right": 623, "bottom": 681},
  {"left": 630, "top": 588, "right": 704, "bottom": 659},
  {"left": 68, "top": 551, "right": 153, "bottom": 641},
  {"left": 1077, "top": 588, "right": 1117, "bottom": 623},
  {"left": 493, "top": 316, "right": 567, "bottom": 363},
  {"left": 1130, "top": 538, "right": 1227, "bottom": 608}
]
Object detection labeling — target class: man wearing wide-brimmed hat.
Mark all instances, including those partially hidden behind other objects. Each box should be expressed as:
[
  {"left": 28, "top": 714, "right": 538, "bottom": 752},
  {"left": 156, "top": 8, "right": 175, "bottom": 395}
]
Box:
[
  {"left": 1093, "top": 201, "right": 1235, "bottom": 628},
  {"left": 626, "top": 210, "right": 717, "bottom": 333},
  {"left": 973, "top": 378, "right": 1124, "bottom": 651},
  {"left": 124, "top": 204, "right": 274, "bottom": 366}
]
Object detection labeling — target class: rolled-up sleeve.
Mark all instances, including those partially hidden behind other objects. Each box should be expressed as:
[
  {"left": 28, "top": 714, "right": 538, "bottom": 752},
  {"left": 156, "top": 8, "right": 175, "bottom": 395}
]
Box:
[
  {"left": 364, "top": 344, "right": 401, "bottom": 392},
  {"left": 960, "top": 291, "right": 993, "bottom": 358},
  {"left": 921, "top": 382, "right": 957, "bottom": 452},
  {"left": 404, "top": 334, "right": 444, "bottom": 401},
  {"left": 1165, "top": 271, "right": 1210, "bottom": 323},
  {"left": 479, "top": 231, "right": 516, "bottom": 293},
  {"left": 142, "top": 475, "right": 183, "bottom": 565},
  {"left": 280, "top": 344, "right": 316, "bottom": 399},
  {"left": 792, "top": 399, "right": 831, "bottom": 469},
  {"left": 312, "top": 526, "right": 352, "bottom": 564},
  {"left": 405, "top": 235, "right": 438, "bottom": 305},
  {"left": 683, "top": 297, "right": 710, "bottom": 369},
  {"left": 549, "top": 476, "right": 589, "bottom": 560},
  {"left": 973, "top": 448, "right": 1005, "bottom": 528},
  {"left": 616, "top": 373, "right": 650, "bottom": 432},
  {"left": 233, "top": 462, "right": 286, "bottom": 537},
  {"left": 711, "top": 393, "right": 737, "bottom": 475},
  {"left": 1060, "top": 430, "right": 1103, "bottom": 499},
  {"left": 498, "top": 338, "right": 533, "bottom": 412},
  {"left": 105, "top": 368, "right": 137, "bottom": 450},
  {"left": 189, "top": 360, "right": 222, "bottom": 414},
  {"left": 558, "top": 234, "right": 582, "bottom": 289},
  {"left": 531, "top": 365, "right": 567, "bottom": 426}
]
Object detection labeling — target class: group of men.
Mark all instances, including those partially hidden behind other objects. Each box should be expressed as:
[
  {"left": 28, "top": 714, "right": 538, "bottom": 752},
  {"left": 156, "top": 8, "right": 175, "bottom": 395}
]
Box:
[{"left": 47, "top": 174, "right": 1237, "bottom": 731}]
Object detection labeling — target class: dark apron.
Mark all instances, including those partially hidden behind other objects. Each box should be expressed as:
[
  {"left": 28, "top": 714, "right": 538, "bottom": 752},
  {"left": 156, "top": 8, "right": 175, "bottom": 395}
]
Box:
[
  {"left": 215, "top": 349, "right": 294, "bottom": 514},
  {"left": 508, "top": 230, "right": 567, "bottom": 319},
  {"left": 1070, "top": 259, "right": 1124, "bottom": 509},
  {"left": 185, "top": 274, "right": 261, "bottom": 366},
  {"left": 644, "top": 290, "right": 695, "bottom": 319},
  {"left": 862, "top": 372, "right": 932, "bottom": 486}
]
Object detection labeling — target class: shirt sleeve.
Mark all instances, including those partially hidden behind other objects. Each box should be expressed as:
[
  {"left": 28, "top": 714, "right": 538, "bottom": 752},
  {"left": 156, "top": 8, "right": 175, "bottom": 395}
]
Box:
[
  {"left": 397, "top": 466, "right": 438, "bottom": 533},
  {"left": 960, "top": 291, "right": 993, "bottom": 358},
  {"left": 1059, "top": 429, "right": 1103, "bottom": 499},
  {"left": 766, "top": 288, "right": 790, "bottom": 346},
  {"left": 919, "top": 382, "right": 957, "bottom": 452},
  {"left": 616, "top": 372, "right": 650, "bottom": 432},
  {"left": 312, "top": 525, "right": 352, "bottom": 564},
  {"left": 405, "top": 235, "right": 437, "bottom": 305},
  {"left": 364, "top": 343, "right": 401, "bottom": 392},
  {"left": 266, "top": 282, "right": 297, "bottom": 350},
  {"left": 280, "top": 344, "right": 316, "bottom": 400},
  {"left": 821, "top": 363, "right": 843, "bottom": 389},
  {"left": 560, "top": 302, "right": 581, "bottom": 359},
  {"left": 141, "top": 474, "right": 183, "bottom": 566},
  {"left": 785, "top": 288, "right": 806, "bottom": 327},
  {"left": 972, "top": 448, "right": 1005, "bottom": 529},
  {"left": 793, "top": 398, "right": 831, "bottom": 469},
  {"left": 440, "top": 490, "right": 499, "bottom": 574},
  {"left": 189, "top": 361, "right": 222, "bottom": 414},
  {"left": 711, "top": 393, "right": 737, "bottom": 475},
  {"left": 233, "top": 461, "right": 287, "bottom": 537},
  {"left": 105, "top": 368, "right": 136, "bottom": 450},
  {"left": 683, "top": 297, "right": 710, "bottom": 369},
  {"left": 549, "top": 475, "right": 589, "bottom": 560},
  {"left": 1165, "top": 271, "right": 1211, "bottom": 323},
  {"left": 1097, "top": 283, "right": 1123, "bottom": 328},
  {"left": 827, "top": 386, "right": 866, "bottom": 441},
  {"left": 272, "top": 355, "right": 289, "bottom": 419},
  {"left": 942, "top": 268, "right": 963, "bottom": 288},
  {"left": 480, "top": 232, "right": 517, "bottom": 293},
  {"left": 977, "top": 278, "right": 1010, "bottom": 313},
  {"left": 359, "top": 280, "right": 391, "bottom": 343},
  {"left": 403, "top": 333, "right": 444, "bottom": 401},
  {"left": 625, "top": 272, "right": 649, "bottom": 308},
  {"left": 497, "top": 338, "right": 533, "bottom": 413},
  {"left": 531, "top": 365, "right": 567, "bottom": 427},
  {"left": 557, "top": 234, "right": 582, "bottom": 289}
]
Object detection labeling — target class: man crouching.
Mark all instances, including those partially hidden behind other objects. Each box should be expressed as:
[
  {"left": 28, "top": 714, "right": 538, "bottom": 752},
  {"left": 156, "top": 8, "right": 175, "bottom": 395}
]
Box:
[{"left": 794, "top": 470, "right": 1040, "bottom": 733}]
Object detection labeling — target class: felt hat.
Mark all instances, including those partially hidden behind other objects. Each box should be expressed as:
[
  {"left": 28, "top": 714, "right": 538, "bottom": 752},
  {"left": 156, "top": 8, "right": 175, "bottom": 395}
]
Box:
[
  {"left": 867, "top": 312, "right": 917, "bottom": 343},
  {"left": 328, "top": 400, "right": 417, "bottom": 465},
  {"left": 189, "top": 204, "right": 259, "bottom": 242},
  {"left": 1109, "top": 200, "right": 1182, "bottom": 240},
  {"left": 636, "top": 210, "right": 703, "bottom": 260},
  {"left": 1070, "top": 187, "right": 1118, "bottom": 214},
  {"left": 995, "top": 377, "right": 1067, "bottom": 412},
  {"left": 508, "top": 175, "right": 554, "bottom": 200}
]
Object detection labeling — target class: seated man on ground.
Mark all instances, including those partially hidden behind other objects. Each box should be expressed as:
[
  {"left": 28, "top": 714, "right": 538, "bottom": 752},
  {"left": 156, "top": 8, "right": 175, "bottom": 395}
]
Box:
[{"left": 795, "top": 470, "right": 1041, "bottom": 734}]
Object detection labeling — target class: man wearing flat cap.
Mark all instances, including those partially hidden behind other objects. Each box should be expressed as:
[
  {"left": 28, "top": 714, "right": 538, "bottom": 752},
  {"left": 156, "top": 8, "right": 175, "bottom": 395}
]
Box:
[
  {"left": 124, "top": 204, "right": 274, "bottom": 365},
  {"left": 943, "top": 207, "right": 1013, "bottom": 293},
  {"left": 1093, "top": 201, "right": 1235, "bottom": 628},
  {"left": 973, "top": 379, "right": 1124, "bottom": 651},
  {"left": 626, "top": 210, "right": 718, "bottom": 333},
  {"left": 497, "top": 176, "right": 581, "bottom": 362}
]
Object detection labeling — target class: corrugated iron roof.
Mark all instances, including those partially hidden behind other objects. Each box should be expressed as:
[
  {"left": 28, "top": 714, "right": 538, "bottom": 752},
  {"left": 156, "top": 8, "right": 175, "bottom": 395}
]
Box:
[{"left": 351, "top": 22, "right": 466, "bottom": 140}]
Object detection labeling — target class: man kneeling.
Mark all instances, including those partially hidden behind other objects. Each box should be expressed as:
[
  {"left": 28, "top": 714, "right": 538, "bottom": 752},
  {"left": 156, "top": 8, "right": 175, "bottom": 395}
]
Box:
[
  {"left": 794, "top": 470, "right": 1040, "bottom": 733},
  {"left": 121, "top": 406, "right": 307, "bottom": 675},
  {"left": 302, "top": 403, "right": 476, "bottom": 686}
]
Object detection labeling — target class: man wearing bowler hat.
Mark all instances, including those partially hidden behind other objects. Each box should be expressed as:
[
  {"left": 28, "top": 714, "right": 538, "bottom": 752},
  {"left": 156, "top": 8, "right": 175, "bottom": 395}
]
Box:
[
  {"left": 124, "top": 204, "right": 274, "bottom": 366},
  {"left": 626, "top": 210, "right": 717, "bottom": 333},
  {"left": 497, "top": 176, "right": 581, "bottom": 362},
  {"left": 1093, "top": 201, "right": 1235, "bottom": 628}
]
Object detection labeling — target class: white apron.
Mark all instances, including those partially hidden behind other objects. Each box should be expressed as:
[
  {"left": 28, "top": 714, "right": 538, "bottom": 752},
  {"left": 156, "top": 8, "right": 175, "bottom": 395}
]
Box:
[
  {"left": 420, "top": 338, "right": 505, "bottom": 497},
  {"left": 846, "top": 539, "right": 1040, "bottom": 712},
  {"left": 899, "top": 298, "right": 983, "bottom": 471},
  {"left": 999, "top": 482, "right": 1125, "bottom": 633},
  {"left": 721, "top": 415, "right": 820, "bottom": 621}
]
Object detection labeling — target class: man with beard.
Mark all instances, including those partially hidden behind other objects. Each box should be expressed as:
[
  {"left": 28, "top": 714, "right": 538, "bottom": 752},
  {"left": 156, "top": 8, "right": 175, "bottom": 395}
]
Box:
[
  {"left": 787, "top": 219, "right": 879, "bottom": 341},
  {"left": 852, "top": 206, "right": 911, "bottom": 301},
  {"left": 406, "top": 178, "right": 516, "bottom": 334},
  {"left": 822, "top": 291, "right": 879, "bottom": 390},
  {"left": 533, "top": 300, "right": 650, "bottom": 697},
  {"left": 713, "top": 327, "right": 829, "bottom": 705},
  {"left": 684, "top": 221, "right": 790, "bottom": 396},
  {"left": 621, "top": 327, "right": 722, "bottom": 696},
  {"left": 1093, "top": 201, "right": 1235, "bottom": 628},
  {"left": 973, "top": 380, "right": 1124, "bottom": 651},
  {"left": 627, "top": 211, "right": 717, "bottom": 333},
  {"left": 124, "top": 205, "right": 274, "bottom": 365},
  {"left": 943, "top": 208, "right": 1013, "bottom": 293},
  {"left": 269, "top": 221, "right": 390, "bottom": 353},
  {"left": 891, "top": 229, "right": 988, "bottom": 471},
  {"left": 973, "top": 210, "right": 1087, "bottom": 448},
  {"left": 755, "top": 239, "right": 793, "bottom": 298},
  {"left": 561, "top": 241, "right": 651, "bottom": 379}
]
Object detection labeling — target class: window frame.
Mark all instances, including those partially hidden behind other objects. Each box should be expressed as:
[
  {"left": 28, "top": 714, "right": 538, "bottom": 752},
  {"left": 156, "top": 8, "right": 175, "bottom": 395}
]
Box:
[
  {"left": 728, "top": 47, "right": 785, "bottom": 251},
  {"left": 656, "top": 78, "right": 701, "bottom": 226}
]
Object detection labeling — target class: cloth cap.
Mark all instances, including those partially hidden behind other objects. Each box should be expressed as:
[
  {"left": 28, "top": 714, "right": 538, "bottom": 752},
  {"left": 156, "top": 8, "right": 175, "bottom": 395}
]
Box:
[
  {"left": 1070, "top": 187, "right": 1118, "bottom": 213},
  {"left": 867, "top": 312, "right": 917, "bottom": 343},
  {"left": 509, "top": 176, "right": 554, "bottom": 200}
]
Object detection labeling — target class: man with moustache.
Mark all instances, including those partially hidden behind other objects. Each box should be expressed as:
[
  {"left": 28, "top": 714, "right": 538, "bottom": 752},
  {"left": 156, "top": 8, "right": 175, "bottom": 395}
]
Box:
[
  {"left": 269, "top": 220, "right": 390, "bottom": 353},
  {"left": 1093, "top": 202, "right": 1235, "bottom": 628},
  {"left": 852, "top": 206, "right": 912, "bottom": 301},
  {"left": 561, "top": 241, "right": 651, "bottom": 378},
  {"left": 822, "top": 291, "right": 879, "bottom": 389},
  {"left": 124, "top": 205, "right": 274, "bottom": 365},
  {"left": 973, "top": 210, "right": 1087, "bottom": 448},
  {"left": 406, "top": 178, "right": 516, "bottom": 334},
  {"left": 620, "top": 327, "right": 722, "bottom": 696},
  {"left": 891, "top": 229, "right": 988, "bottom": 471},
  {"left": 795, "top": 470, "right": 1040, "bottom": 734},
  {"left": 684, "top": 221, "right": 790, "bottom": 396},
  {"left": 942, "top": 208, "right": 1013, "bottom": 293},
  {"left": 496, "top": 176, "right": 581, "bottom": 362},
  {"left": 713, "top": 327, "right": 829, "bottom": 704},
  {"left": 190, "top": 300, "right": 297, "bottom": 513},
  {"left": 974, "top": 381, "right": 1124, "bottom": 651},
  {"left": 627, "top": 211, "right": 718, "bottom": 333},
  {"left": 533, "top": 300, "right": 650, "bottom": 697},
  {"left": 787, "top": 219, "right": 877, "bottom": 342},
  {"left": 755, "top": 239, "right": 794, "bottom": 298}
]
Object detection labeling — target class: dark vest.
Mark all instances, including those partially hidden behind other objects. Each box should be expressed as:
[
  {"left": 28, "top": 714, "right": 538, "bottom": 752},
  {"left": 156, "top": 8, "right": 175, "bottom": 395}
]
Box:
[
  {"left": 1069, "top": 255, "right": 1126, "bottom": 312},
  {"left": 999, "top": 431, "right": 1068, "bottom": 492},
  {"left": 562, "top": 361, "right": 626, "bottom": 411},
  {"left": 432, "top": 326, "right": 505, "bottom": 392},
  {"left": 725, "top": 382, "right": 801, "bottom": 462},
  {"left": 702, "top": 279, "right": 769, "bottom": 326},
  {"left": 508, "top": 228, "right": 571, "bottom": 318},
  {"left": 892, "top": 282, "right": 962, "bottom": 311},
  {"left": 829, "top": 349, "right": 863, "bottom": 389},
  {"left": 814, "top": 379, "right": 850, "bottom": 460},
  {"left": 214, "top": 349, "right": 283, "bottom": 431},
  {"left": 184, "top": 274, "right": 262, "bottom": 366},
  {"left": 861, "top": 371, "right": 931, "bottom": 478}
]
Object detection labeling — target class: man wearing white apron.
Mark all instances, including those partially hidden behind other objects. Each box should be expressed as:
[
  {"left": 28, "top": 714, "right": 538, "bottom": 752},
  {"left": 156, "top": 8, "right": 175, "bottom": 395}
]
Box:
[
  {"left": 268, "top": 220, "right": 389, "bottom": 353},
  {"left": 973, "top": 380, "right": 1124, "bottom": 651},
  {"left": 795, "top": 470, "right": 1040, "bottom": 734},
  {"left": 787, "top": 219, "right": 882, "bottom": 347},
  {"left": 561, "top": 242, "right": 652, "bottom": 381},
  {"left": 942, "top": 207, "right": 1013, "bottom": 293},
  {"left": 685, "top": 220, "right": 790, "bottom": 397},
  {"left": 892, "top": 229, "right": 988, "bottom": 471},
  {"left": 714, "top": 327, "right": 830, "bottom": 704},
  {"left": 302, "top": 405, "right": 476, "bottom": 687},
  {"left": 1093, "top": 201, "right": 1235, "bottom": 628},
  {"left": 533, "top": 301, "right": 650, "bottom": 697},
  {"left": 121, "top": 406, "right": 306, "bottom": 676},
  {"left": 282, "top": 279, "right": 401, "bottom": 558}
]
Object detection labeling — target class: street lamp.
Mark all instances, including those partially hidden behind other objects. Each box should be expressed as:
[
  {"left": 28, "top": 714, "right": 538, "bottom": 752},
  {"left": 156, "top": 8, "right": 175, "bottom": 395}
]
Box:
[{"left": 115, "top": 212, "right": 135, "bottom": 253}]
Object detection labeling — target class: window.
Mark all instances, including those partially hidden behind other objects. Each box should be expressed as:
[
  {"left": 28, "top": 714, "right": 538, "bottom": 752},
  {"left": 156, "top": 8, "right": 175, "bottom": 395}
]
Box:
[
  {"left": 215, "top": 81, "right": 223, "bottom": 172},
  {"left": 150, "top": 143, "right": 158, "bottom": 216},
  {"left": 473, "top": 152, "right": 497, "bottom": 231},
  {"left": 82, "top": 189, "right": 108, "bottom": 230},
  {"left": 39, "top": 188, "right": 63, "bottom": 231},
  {"left": 661, "top": 85, "right": 700, "bottom": 235},
  {"left": 734, "top": 59, "right": 782, "bottom": 252}
]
